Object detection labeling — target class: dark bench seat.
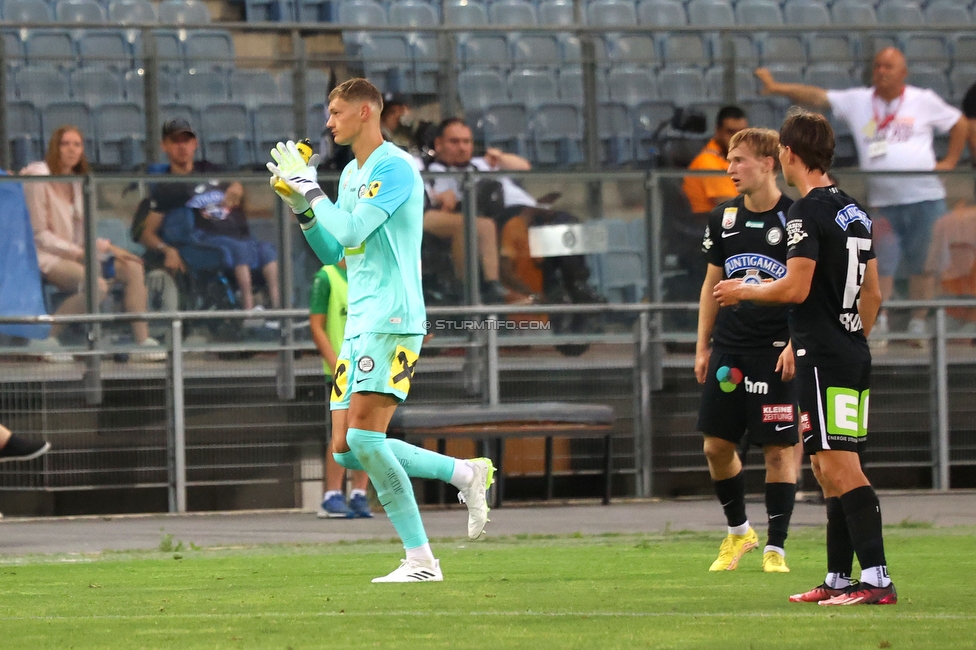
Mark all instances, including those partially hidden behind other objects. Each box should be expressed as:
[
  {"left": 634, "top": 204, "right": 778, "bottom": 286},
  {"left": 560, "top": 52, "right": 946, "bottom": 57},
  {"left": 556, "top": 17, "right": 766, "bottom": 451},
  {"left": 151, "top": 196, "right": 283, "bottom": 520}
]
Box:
[{"left": 388, "top": 401, "right": 616, "bottom": 506}]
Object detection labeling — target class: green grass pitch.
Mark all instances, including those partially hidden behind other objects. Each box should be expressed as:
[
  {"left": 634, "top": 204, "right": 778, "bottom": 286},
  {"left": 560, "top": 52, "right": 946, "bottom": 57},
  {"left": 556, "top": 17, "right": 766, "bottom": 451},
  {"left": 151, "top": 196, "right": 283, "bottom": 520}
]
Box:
[{"left": 1, "top": 526, "right": 974, "bottom": 649}]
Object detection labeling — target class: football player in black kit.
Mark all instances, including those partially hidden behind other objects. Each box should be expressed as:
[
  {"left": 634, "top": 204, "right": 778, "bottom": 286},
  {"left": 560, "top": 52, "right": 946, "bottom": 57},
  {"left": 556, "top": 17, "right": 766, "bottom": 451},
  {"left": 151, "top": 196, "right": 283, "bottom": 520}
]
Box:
[
  {"left": 696, "top": 128, "right": 799, "bottom": 574},
  {"left": 714, "top": 109, "right": 895, "bottom": 606}
]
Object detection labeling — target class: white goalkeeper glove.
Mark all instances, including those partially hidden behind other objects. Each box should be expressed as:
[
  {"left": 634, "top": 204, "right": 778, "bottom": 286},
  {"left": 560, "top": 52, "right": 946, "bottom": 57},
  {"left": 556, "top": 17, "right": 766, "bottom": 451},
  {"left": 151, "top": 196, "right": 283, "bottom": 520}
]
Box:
[
  {"left": 269, "top": 173, "right": 311, "bottom": 215},
  {"left": 267, "top": 141, "right": 324, "bottom": 221}
]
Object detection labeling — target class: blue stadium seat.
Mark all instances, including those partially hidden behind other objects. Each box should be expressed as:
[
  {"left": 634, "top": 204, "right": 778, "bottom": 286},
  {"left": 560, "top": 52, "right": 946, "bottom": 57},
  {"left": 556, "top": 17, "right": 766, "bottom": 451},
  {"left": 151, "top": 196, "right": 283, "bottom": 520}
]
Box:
[
  {"left": 295, "top": 0, "right": 330, "bottom": 21},
  {"left": 358, "top": 33, "right": 412, "bottom": 93},
  {"left": 42, "top": 101, "right": 95, "bottom": 151},
  {"left": 158, "top": 0, "right": 210, "bottom": 23},
  {"left": 557, "top": 66, "right": 609, "bottom": 105},
  {"left": 686, "top": 0, "right": 733, "bottom": 26},
  {"left": 804, "top": 62, "right": 855, "bottom": 89},
  {"left": 23, "top": 30, "right": 75, "bottom": 66},
  {"left": 108, "top": 0, "right": 157, "bottom": 22},
  {"left": 3, "top": 0, "right": 52, "bottom": 22},
  {"left": 459, "top": 68, "right": 507, "bottom": 114},
  {"left": 876, "top": 0, "right": 924, "bottom": 25},
  {"left": 783, "top": 0, "right": 829, "bottom": 26},
  {"left": 7, "top": 101, "right": 42, "bottom": 170},
  {"left": 94, "top": 102, "right": 145, "bottom": 168},
  {"left": 307, "top": 102, "right": 325, "bottom": 144},
  {"left": 2, "top": 30, "right": 25, "bottom": 68},
  {"left": 537, "top": 0, "right": 575, "bottom": 25},
  {"left": 530, "top": 103, "right": 582, "bottom": 165},
  {"left": 511, "top": 34, "right": 562, "bottom": 68},
  {"left": 658, "top": 66, "right": 706, "bottom": 106},
  {"left": 726, "top": 35, "right": 760, "bottom": 67},
  {"left": 608, "top": 35, "right": 659, "bottom": 66},
  {"left": 735, "top": 0, "right": 782, "bottom": 25},
  {"left": 201, "top": 102, "right": 255, "bottom": 167},
  {"left": 903, "top": 34, "right": 950, "bottom": 69},
  {"left": 762, "top": 35, "right": 806, "bottom": 66},
  {"left": 953, "top": 33, "right": 976, "bottom": 63},
  {"left": 925, "top": 2, "right": 971, "bottom": 24},
  {"left": 633, "top": 99, "right": 673, "bottom": 161},
  {"left": 603, "top": 217, "right": 632, "bottom": 250},
  {"left": 388, "top": 0, "right": 438, "bottom": 26},
  {"left": 807, "top": 34, "right": 855, "bottom": 64},
  {"left": 77, "top": 30, "right": 131, "bottom": 69},
  {"left": 480, "top": 103, "right": 530, "bottom": 158},
  {"left": 637, "top": 0, "right": 686, "bottom": 26},
  {"left": 407, "top": 32, "right": 439, "bottom": 94},
  {"left": 253, "top": 103, "right": 297, "bottom": 158},
  {"left": 597, "top": 101, "right": 634, "bottom": 165},
  {"left": 151, "top": 29, "right": 185, "bottom": 71},
  {"left": 608, "top": 66, "right": 658, "bottom": 106},
  {"left": 508, "top": 68, "right": 559, "bottom": 110},
  {"left": 185, "top": 30, "right": 234, "bottom": 70},
  {"left": 739, "top": 98, "right": 782, "bottom": 128},
  {"left": 599, "top": 250, "right": 646, "bottom": 302},
  {"left": 908, "top": 65, "right": 951, "bottom": 102},
  {"left": 831, "top": 0, "right": 877, "bottom": 25},
  {"left": 949, "top": 64, "right": 976, "bottom": 103},
  {"left": 488, "top": 0, "right": 536, "bottom": 25},
  {"left": 54, "top": 0, "right": 105, "bottom": 21},
  {"left": 587, "top": 0, "right": 637, "bottom": 26},
  {"left": 123, "top": 69, "right": 145, "bottom": 104},
  {"left": 177, "top": 70, "right": 230, "bottom": 106},
  {"left": 704, "top": 66, "right": 757, "bottom": 100},
  {"left": 660, "top": 33, "right": 707, "bottom": 66},
  {"left": 304, "top": 68, "right": 330, "bottom": 106},
  {"left": 231, "top": 69, "right": 283, "bottom": 107},
  {"left": 443, "top": 0, "right": 487, "bottom": 25},
  {"left": 72, "top": 66, "right": 124, "bottom": 105},
  {"left": 458, "top": 34, "right": 510, "bottom": 69},
  {"left": 17, "top": 65, "right": 70, "bottom": 105}
]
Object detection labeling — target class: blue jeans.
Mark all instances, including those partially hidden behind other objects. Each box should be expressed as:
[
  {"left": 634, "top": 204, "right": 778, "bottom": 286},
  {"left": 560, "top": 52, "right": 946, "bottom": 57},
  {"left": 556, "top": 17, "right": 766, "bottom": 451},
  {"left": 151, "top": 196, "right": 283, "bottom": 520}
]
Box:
[{"left": 873, "top": 199, "right": 946, "bottom": 278}]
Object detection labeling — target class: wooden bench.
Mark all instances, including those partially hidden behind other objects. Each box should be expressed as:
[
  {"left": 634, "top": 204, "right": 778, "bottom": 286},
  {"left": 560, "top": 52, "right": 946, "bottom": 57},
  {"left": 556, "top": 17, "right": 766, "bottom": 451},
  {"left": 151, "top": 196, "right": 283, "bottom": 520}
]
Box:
[{"left": 388, "top": 401, "right": 616, "bottom": 506}]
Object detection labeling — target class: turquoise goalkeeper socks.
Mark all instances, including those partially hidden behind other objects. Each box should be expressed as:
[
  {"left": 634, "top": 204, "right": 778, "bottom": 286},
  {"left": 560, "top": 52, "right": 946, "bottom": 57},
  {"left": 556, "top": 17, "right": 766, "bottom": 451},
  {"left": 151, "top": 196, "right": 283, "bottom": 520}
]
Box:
[
  {"left": 346, "top": 427, "right": 427, "bottom": 549},
  {"left": 333, "top": 441, "right": 454, "bottom": 483}
]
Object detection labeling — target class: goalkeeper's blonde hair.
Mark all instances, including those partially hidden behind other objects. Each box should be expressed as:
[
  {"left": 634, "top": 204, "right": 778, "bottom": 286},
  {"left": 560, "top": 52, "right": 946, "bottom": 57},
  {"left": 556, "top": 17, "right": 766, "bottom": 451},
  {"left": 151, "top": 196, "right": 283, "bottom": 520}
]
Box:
[
  {"left": 728, "top": 127, "right": 781, "bottom": 171},
  {"left": 329, "top": 78, "right": 383, "bottom": 110}
]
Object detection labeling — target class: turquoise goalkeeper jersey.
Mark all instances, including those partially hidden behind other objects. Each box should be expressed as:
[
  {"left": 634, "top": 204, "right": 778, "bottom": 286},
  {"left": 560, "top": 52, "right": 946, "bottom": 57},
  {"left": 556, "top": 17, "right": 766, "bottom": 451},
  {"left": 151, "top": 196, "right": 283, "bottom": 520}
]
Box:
[{"left": 302, "top": 141, "right": 427, "bottom": 337}]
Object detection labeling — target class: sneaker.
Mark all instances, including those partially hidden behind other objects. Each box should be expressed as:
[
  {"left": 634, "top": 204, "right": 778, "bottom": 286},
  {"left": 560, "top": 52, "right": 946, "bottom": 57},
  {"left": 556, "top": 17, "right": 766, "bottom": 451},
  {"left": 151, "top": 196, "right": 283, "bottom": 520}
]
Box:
[
  {"left": 317, "top": 493, "right": 353, "bottom": 519},
  {"left": 28, "top": 336, "right": 74, "bottom": 363},
  {"left": 0, "top": 435, "right": 51, "bottom": 463},
  {"left": 906, "top": 318, "right": 929, "bottom": 350},
  {"left": 789, "top": 582, "right": 849, "bottom": 603},
  {"left": 457, "top": 457, "right": 495, "bottom": 540},
  {"left": 708, "top": 528, "right": 759, "bottom": 571},
  {"left": 371, "top": 558, "right": 443, "bottom": 583},
  {"left": 762, "top": 550, "right": 790, "bottom": 573},
  {"left": 869, "top": 313, "right": 889, "bottom": 350},
  {"left": 131, "top": 337, "right": 167, "bottom": 363},
  {"left": 819, "top": 582, "right": 897, "bottom": 606},
  {"left": 348, "top": 493, "right": 374, "bottom": 518}
]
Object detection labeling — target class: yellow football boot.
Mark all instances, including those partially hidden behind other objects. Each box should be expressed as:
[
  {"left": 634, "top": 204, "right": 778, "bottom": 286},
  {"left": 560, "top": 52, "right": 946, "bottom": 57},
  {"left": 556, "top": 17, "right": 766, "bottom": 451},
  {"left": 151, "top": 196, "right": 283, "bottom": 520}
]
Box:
[{"left": 708, "top": 528, "right": 759, "bottom": 571}]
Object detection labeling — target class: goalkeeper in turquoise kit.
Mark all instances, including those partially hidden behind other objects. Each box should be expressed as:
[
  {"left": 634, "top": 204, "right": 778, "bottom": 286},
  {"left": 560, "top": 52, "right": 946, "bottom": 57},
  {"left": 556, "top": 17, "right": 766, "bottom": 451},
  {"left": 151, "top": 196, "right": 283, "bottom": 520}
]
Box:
[{"left": 268, "top": 78, "right": 494, "bottom": 583}]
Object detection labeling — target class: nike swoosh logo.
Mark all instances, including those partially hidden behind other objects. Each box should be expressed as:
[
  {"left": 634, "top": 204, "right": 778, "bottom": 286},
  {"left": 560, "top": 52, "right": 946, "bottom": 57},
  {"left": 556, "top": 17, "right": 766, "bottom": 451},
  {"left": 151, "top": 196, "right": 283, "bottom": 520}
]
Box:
[
  {"left": 721, "top": 231, "right": 740, "bottom": 238},
  {"left": 355, "top": 378, "right": 368, "bottom": 384},
  {"left": 721, "top": 500, "right": 734, "bottom": 508},
  {"left": 769, "top": 513, "right": 784, "bottom": 519},
  {"left": 803, "top": 435, "right": 814, "bottom": 442},
  {"left": 775, "top": 424, "right": 794, "bottom": 431}
]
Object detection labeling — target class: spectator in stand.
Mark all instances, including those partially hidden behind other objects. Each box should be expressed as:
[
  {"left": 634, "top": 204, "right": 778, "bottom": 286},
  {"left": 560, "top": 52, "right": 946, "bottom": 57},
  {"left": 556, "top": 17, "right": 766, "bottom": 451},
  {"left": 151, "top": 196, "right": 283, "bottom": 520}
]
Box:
[
  {"left": 683, "top": 106, "right": 749, "bottom": 215},
  {"left": 23, "top": 125, "right": 165, "bottom": 362},
  {"left": 380, "top": 92, "right": 416, "bottom": 154},
  {"left": 756, "top": 48, "right": 969, "bottom": 347}
]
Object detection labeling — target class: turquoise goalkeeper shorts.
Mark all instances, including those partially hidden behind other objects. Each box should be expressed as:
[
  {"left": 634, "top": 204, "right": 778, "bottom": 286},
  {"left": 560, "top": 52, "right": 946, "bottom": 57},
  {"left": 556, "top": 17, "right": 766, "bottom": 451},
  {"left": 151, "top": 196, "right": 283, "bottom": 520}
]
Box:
[{"left": 330, "top": 332, "right": 423, "bottom": 410}]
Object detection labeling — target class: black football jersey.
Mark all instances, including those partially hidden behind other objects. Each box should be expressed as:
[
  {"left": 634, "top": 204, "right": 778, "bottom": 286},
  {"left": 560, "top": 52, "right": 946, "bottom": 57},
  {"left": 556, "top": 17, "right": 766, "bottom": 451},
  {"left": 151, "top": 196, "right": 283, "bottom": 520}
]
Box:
[
  {"left": 702, "top": 194, "right": 794, "bottom": 353},
  {"left": 785, "top": 185, "right": 876, "bottom": 366}
]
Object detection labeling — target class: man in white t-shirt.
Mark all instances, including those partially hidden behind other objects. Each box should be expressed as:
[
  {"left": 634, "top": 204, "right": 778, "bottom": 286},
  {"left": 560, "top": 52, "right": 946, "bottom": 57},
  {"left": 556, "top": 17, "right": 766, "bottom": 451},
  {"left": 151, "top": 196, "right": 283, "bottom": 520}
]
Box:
[{"left": 755, "top": 48, "right": 969, "bottom": 345}]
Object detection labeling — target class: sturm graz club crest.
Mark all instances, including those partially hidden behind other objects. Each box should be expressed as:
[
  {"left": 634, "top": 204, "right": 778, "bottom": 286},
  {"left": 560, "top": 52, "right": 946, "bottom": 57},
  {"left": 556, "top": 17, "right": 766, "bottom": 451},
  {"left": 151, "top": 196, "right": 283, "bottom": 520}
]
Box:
[{"left": 357, "top": 356, "right": 374, "bottom": 373}]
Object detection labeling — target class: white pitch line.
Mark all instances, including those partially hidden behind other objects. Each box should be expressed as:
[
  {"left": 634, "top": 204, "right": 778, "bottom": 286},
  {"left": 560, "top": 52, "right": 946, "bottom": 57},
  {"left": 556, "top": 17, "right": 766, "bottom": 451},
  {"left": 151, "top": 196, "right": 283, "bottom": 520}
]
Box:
[{"left": 2, "top": 611, "right": 974, "bottom": 622}]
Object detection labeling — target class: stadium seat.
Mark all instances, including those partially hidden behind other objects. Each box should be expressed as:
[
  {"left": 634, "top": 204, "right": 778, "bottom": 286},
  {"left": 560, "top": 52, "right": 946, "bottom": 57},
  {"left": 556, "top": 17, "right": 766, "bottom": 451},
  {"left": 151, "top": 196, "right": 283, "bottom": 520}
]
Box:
[
  {"left": 704, "top": 66, "right": 757, "bottom": 100},
  {"left": 597, "top": 101, "right": 635, "bottom": 165},
  {"left": 608, "top": 67, "right": 658, "bottom": 107},
  {"left": 295, "top": 0, "right": 330, "bottom": 21},
  {"left": 304, "top": 68, "right": 330, "bottom": 106},
  {"left": 231, "top": 69, "right": 283, "bottom": 107},
  {"left": 458, "top": 34, "right": 510, "bottom": 68},
  {"left": 723, "top": 35, "right": 760, "bottom": 68},
  {"left": 831, "top": 0, "right": 877, "bottom": 25},
  {"left": 762, "top": 35, "right": 806, "bottom": 66},
  {"left": 253, "top": 103, "right": 297, "bottom": 158},
  {"left": 42, "top": 101, "right": 94, "bottom": 151},
  {"left": 459, "top": 68, "right": 507, "bottom": 114},
  {"left": 738, "top": 98, "right": 781, "bottom": 128},
  {"left": 587, "top": 0, "right": 637, "bottom": 26},
  {"left": 686, "top": 0, "right": 733, "bottom": 26},
  {"left": 782, "top": 0, "right": 829, "bottom": 26},
  {"left": 71, "top": 66, "right": 124, "bottom": 105},
  {"left": 658, "top": 66, "right": 706, "bottom": 106},
  {"left": 151, "top": 29, "right": 185, "bottom": 71},
  {"left": 443, "top": 0, "right": 488, "bottom": 25},
  {"left": 599, "top": 250, "right": 646, "bottom": 302},
  {"left": 925, "top": 2, "right": 971, "bottom": 25},
  {"left": 185, "top": 30, "right": 234, "bottom": 70},
  {"left": 7, "top": 100, "right": 43, "bottom": 170},
  {"left": 201, "top": 102, "right": 254, "bottom": 167},
  {"left": 633, "top": 99, "right": 676, "bottom": 161},
  {"left": 108, "top": 0, "right": 157, "bottom": 22},
  {"left": 77, "top": 30, "right": 131, "bottom": 69},
  {"left": 557, "top": 66, "right": 609, "bottom": 105},
  {"left": 949, "top": 64, "right": 976, "bottom": 103},
  {"left": 17, "top": 65, "right": 70, "bottom": 105},
  {"left": 903, "top": 34, "right": 950, "bottom": 69},
  {"left": 156, "top": 69, "right": 179, "bottom": 102},
  {"left": 94, "top": 102, "right": 145, "bottom": 168},
  {"left": 480, "top": 103, "right": 530, "bottom": 157},
  {"left": 388, "top": 0, "right": 438, "bottom": 26},
  {"left": 407, "top": 32, "right": 439, "bottom": 94},
  {"left": 511, "top": 34, "right": 562, "bottom": 68},
  {"left": 530, "top": 103, "right": 582, "bottom": 165},
  {"left": 177, "top": 70, "right": 230, "bottom": 106},
  {"left": 23, "top": 30, "right": 75, "bottom": 66},
  {"left": 660, "top": 33, "right": 708, "bottom": 66},
  {"left": 637, "top": 0, "right": 686, "bottom": 26},
  {"left": 2, "top": 30, "right": 25, "bottom": 68},
  {"left": 508, "top": 68, "right": 559, "bottom": 110},
  {"left": 608, "top": 35, "right": 659, "bottom": 66},
  {"left": 537, "top": 0, "right": 575, "bottom": 25},
  {"left": 953, "top": 33, "right": 976, "bottom": 63},
  {"left": 735, "top": 0, "right": 783, "bottom": 26},
  {"left": 805, "top": 62, "right": 855, "bottom": 89},
  {"left": 488, "top": 0, "right": 536, "bottom": 25},
  {"left": 2, "top": 0, "right": 52, "bottom": 22},
  {"left": 807, "top": 34, "right": 855, "bottom": 64},
  {"left": 358, "top": 34, "right": 412, "bottom": 92},
  {"left": 123, "top": 69, "right": 145, "bottom": 104},
  {"left": 55, "top": 0, "right": 106, "bottom": 21},
  {"left": 244, "top": 0, "right": 295, "bottom": 21},
  {"left": 876, "top": 0, "right": 924, "bottom": 25},
  {"left": 158, "top": 0, "right": 210, "bottom": 23},
  {"left": 908, "top": 65, "right": 951, "bottom": 102}
]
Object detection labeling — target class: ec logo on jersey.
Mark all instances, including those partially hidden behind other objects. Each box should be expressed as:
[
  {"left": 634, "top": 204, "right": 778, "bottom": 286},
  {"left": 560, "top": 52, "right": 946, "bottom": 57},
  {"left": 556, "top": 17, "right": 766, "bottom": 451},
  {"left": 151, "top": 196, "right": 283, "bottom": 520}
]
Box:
[
  {"left": 722, "top": 207, "right": 738, "bottom": 230},
  {"left": 835, "top": 204, "right": 872, "bottom": 232}
]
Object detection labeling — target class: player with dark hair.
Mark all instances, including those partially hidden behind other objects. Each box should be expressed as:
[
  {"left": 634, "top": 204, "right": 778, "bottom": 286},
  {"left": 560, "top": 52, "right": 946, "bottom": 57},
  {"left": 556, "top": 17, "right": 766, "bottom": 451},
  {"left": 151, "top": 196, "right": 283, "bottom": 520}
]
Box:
[
  {"left": 696, "top": 127, "right": 799, "bottom": 574},
  {"left": 268, "top": 78, "right": 494, "bottom": 583},
  {"left": 714, "top": 109, "right": 895, "bottom": 605}
]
